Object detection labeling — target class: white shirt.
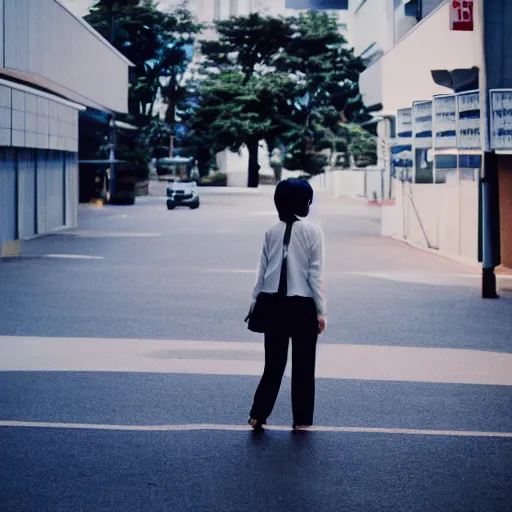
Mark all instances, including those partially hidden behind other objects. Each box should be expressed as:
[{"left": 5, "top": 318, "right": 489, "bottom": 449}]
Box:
[{"left": 252, "top": 220, "right": 326, "bottom": 317}]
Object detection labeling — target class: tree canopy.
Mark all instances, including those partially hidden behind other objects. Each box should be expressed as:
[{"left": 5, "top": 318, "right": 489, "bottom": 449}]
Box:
[
  {"left": 186, "top": 11, "right": 374, "bottom": 187},
  {"left": 85, "top": 0, "right": 201, "bottom": 125}
]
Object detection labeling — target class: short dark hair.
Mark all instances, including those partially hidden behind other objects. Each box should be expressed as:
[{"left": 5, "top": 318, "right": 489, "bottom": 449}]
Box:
[{"left": 274, "top": 178, "right": 314, "bottom": 222}]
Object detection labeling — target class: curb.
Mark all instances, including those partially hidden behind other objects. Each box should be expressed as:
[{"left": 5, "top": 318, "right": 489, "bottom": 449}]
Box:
[
  {"left": 390, "top": 235, "right": 481, "bottom": 270},
  {"left": 390, "top": 236, "right": 512, "bottom": 291}
]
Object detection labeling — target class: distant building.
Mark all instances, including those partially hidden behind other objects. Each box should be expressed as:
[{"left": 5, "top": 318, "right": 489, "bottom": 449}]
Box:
[{"left": 285, "top": 0, "right": 348, "bottom": 8}]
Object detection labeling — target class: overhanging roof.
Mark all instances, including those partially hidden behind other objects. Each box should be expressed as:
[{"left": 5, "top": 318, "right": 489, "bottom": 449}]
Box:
[{"left": 56, "top": 0, "right": 135, "bottom": 67}]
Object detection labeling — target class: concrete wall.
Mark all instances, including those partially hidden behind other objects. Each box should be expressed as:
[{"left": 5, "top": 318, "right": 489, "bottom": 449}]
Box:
[
  {"left": 352, "top": 0, "right": 394, "bottom": 57},
  {"left": 0, "top": 149, "right": 17, "bottom": 244},
  {"left": 498, "top": 156, "right": 512, "bottom": 269},
  {"left": 1, "top": 0, "right": 130, "bottom": 112},
  {"left": 217, "top": 143, "right": 274, "bottom": 187},
  {"left": 387, "top": 178, "right": 479, "bottom": 262}
]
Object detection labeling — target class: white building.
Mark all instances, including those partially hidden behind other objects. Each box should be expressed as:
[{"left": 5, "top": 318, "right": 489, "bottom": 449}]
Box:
[
  {"left": 353, "top": 0, "right": 495, "bottom": 267},
  {"left": 0, "top": 0, "right": 131, "bottom": 257}
]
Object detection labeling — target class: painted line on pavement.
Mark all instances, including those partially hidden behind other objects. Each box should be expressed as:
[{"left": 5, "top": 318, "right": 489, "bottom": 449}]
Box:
[
  {"left": 205, "top": 269, "right": 255, "bottom": 274},
  {"left": 59, "top": 231, "right": 162, "bottom": 238},
  {"left": 1, "top": 421, "right": 511, "bottom": 438},
  {"left": 44, "top": 254, "right": 104, "bottom": 260}
]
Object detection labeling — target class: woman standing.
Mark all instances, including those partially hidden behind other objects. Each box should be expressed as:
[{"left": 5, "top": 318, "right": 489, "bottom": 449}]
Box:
[{"left": 248, "top": 178, "right": 326, "bottom": 431}]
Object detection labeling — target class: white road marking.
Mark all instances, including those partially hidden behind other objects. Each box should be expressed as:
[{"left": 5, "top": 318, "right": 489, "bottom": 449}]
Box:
[
  {"left": 205, "top": 269, "right": 255, "bottom": 274},
  {"left": 1, "top": 336, "right": 512, "bottom": 385},
  {"left": 59, "top": 231, "right": 162, "bottom": 238},
  {"left": 44, "top": 254, "right": 104, "bottom": 260},
  {"left": 107, "top": 214, "right": 129, "bottom": 219},
  {"left": 1, "top": 421, "right": 511, "bottom": 438}
]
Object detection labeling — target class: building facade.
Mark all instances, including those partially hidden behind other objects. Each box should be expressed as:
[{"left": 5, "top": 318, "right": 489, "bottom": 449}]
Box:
[
  {"left": 0, "top": 0, "right": 131, "bottom": 257},
  {"left": 356, "top": 0, "right": 512, "bottom": 275}
]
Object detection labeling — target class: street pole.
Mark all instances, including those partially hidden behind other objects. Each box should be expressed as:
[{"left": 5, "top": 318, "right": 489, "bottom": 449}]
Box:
[
  {"left": 170, "top": 135, "right": 175, "bottom": 158},
  {"left": 108, "top": 115, "right": 117, "bottom": 201},
  {"left": 477, "top": 0, "right": 499, "bottom": 298}
]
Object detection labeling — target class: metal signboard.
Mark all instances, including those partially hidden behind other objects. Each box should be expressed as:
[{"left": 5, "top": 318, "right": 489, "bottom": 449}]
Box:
[
  {"left": 396, "top": 108, "right": 413, "bottom": 138},
  {"left": 413, "top": 101, "right": 433, "bottom": 149},
  {"left": 490, "top": 89, "right": 512, "bottom": 151},
  {"left": 433, "top": 95, "right": 457, "bottom": 149},
  {"left": 450, "top": 0, "right": 474, "bottom": 31},
  {"left": 457, "top": 91, "right": 481, "bottom": 149}
]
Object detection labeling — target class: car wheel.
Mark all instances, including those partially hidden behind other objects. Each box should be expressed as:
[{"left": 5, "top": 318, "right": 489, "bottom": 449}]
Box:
[
  {"left": 167, "top": 204, "right": 176, "bottom": 210},
  {"left": 189, "top": 202, "right": 200, "bottom": 210}
]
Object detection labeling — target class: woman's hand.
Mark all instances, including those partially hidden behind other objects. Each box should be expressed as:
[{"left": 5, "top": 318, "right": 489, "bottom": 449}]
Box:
[
  {"left": 318, "top": 316, "right": 326, "bottom": 335},
  {"left": 245, "top": 301, "right": 256, "bottom": 323}
]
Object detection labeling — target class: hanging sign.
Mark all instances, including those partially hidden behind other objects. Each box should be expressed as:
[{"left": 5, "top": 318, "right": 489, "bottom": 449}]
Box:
[
  {"left": 457, "top": 91, "right": 481, "bottom": 149},
  {"left": 413, "top": 101, "right": 433, "bottom": 149},
  {"left": 433, "top": 95, "right": 457, "bottom": 149},
  {"left": 450, "top": 0, "right": 474, "bottom": 31},
  {"left": 490, "top": 89, "right": 512, "bottom": 151}
]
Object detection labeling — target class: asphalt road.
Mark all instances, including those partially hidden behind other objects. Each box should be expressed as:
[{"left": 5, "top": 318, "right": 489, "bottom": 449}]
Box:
[{"left": 1, "top": 186, "right": 511, "bottom": 511}]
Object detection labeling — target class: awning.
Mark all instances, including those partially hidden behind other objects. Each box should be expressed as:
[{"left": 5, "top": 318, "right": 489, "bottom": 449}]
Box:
[{"left": 80, "top": 109, "right": 138, "bottom": 131}]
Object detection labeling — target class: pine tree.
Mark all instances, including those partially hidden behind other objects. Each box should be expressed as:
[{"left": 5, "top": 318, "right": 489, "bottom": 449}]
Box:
[{"left": 199, "top": 14, "right": 295, "bottom": 187}]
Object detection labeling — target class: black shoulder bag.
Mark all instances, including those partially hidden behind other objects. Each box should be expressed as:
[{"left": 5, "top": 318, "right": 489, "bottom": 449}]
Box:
[{"left": 245, "top": 221, "right": 295, "bottom": 333}]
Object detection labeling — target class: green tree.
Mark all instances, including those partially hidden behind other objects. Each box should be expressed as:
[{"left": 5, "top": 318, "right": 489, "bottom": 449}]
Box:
[
  {"left": 184, "top": 70, "right": 295, "bottom": 185},
  {"left": 274, "top": 11, "right": 371, "bottom": 173},
  {"left": 85, "top": 0, "right": 202, "bottom": 126},
  {"left": 193, "top": 11, "right": 372, "bottom": 182},
  {"left": 199, "top": 14, "right": 295, "bottom": 187}
]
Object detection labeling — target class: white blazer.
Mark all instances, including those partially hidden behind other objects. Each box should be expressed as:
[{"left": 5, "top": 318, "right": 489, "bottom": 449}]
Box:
[{"left": 252, "top": 220, "right": 326, "bottom": 317}]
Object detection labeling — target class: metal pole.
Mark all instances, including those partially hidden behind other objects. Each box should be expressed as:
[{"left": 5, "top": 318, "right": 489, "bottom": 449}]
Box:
[
  {"left": 109, "top": 115, "right": 117, "bottom": 201},
  {"left": 478, "top": 0, "right": 499, "bottom": 298},
  {"left": 170, "top": 135, "right": 175, "bottom": 158}
]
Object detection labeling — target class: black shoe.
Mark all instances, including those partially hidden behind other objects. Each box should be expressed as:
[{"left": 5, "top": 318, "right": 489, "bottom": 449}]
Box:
[{"left": 248, "top": 418, "right": 265, "bottom": 431}]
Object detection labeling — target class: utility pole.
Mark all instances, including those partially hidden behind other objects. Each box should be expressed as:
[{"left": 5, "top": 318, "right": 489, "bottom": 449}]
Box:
[
  {"left": 108, "top": 1, "right": 117, "bottom": 201},
  {"left": 170, "top": 135, "right": 175, "bottom": 158},
  {"left": 477, "top": 0, "right": 500, "bottom": 298}
]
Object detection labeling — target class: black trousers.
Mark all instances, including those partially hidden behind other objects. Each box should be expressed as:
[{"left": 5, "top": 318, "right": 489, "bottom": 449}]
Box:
[{"left": 250, "top": 296, "right": 319, "bottom": 426}]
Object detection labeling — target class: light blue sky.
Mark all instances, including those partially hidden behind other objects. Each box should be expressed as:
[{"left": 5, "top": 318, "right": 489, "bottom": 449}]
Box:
[{"left": 59, "top": 0, "right": 178, "bottom": 18}]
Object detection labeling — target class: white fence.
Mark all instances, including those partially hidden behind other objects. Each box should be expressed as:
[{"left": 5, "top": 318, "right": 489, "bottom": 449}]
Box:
[{"left": 306, "top": 168, "right": 388, "bottom": 201}]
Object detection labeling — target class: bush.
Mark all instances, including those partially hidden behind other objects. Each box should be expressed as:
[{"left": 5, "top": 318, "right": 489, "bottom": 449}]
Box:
[
  {"left": 283, "top": 152, "right": 328, "bottom": 175},
  {"left": 198, "top": 172, "right": 227, "bottom": 187}
]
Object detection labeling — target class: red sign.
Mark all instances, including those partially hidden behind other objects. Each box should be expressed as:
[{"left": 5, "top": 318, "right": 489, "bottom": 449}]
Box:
[{"left": 450, "top": 1, "right": 474, "bottom": 31}]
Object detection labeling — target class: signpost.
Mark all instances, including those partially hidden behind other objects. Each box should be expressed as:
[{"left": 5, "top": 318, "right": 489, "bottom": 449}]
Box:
[
  {"left": 490, "top": 89, "right": 512, "bottom": 151},
  {"left": 457, "top": 91, "right": 481, "bottom": 150},
  {"left": 450, "top": 0, "right": 474, "bottom": 31},
  {"left": 394, "top": 108, "right": 413, "bottom": 182},
  {"left": 396, "top": 108, "right": 413, "bottom": 138},
  {"left": 412, "top": 101, "right": 433, "bottom": 149},
  {"left": 433, "top": 95, "right": 458, "bottom": 149}
]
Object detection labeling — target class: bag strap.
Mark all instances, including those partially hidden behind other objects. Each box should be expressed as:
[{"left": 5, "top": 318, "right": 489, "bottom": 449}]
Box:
[{"left": 277, "top": 221, "right": 295, "bottom": 297}]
